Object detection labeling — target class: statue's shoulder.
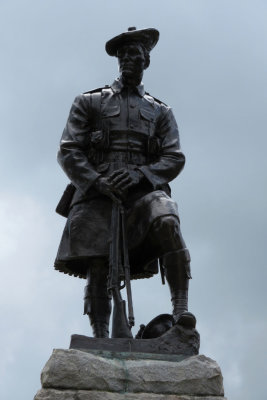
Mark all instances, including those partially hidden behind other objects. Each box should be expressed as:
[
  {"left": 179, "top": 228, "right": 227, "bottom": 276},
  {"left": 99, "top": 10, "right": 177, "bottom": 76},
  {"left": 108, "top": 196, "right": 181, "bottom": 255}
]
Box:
[
  {"left": 144, "top": 92, "right": 169, "bottom": 108},
  {"left": 83, "top": 85, "right": 111, "bottom": 95}
]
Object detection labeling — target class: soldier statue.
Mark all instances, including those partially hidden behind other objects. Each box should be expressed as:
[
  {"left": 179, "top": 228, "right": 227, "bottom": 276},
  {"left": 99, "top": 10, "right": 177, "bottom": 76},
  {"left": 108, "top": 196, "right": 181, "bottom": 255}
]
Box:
[{"left": 54, "top": 27, "right": 195, "bottom": 339}]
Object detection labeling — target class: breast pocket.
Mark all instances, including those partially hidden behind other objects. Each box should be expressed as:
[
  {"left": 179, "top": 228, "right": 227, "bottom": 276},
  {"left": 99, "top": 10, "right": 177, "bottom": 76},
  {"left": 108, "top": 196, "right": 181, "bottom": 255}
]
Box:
[
  {"left": 140, "top": 108, "right": 156, "bottom": 135},
  {"left": 101, "top": 104, "right": 121, "bottom": 131}
]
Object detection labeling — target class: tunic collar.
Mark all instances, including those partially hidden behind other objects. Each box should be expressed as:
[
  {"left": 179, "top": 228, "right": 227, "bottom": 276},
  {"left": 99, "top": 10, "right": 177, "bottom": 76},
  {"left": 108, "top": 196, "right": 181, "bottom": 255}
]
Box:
[{"left": 111, "top": 77, "right": 145, "bottom": 97}]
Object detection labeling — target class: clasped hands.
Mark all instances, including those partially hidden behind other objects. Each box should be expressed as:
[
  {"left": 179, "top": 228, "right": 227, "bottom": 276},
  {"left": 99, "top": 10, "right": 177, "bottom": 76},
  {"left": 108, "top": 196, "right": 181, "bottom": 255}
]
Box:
[{"left": 94, "top": 168, "right": 144, "bottom": 203}]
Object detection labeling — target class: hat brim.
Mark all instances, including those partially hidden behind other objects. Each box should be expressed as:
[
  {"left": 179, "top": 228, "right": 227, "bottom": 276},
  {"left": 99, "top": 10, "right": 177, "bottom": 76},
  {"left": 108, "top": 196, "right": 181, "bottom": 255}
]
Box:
[
  {"left": 105, "top": 28, "right": 159, "bottom": 56},
  {"left": 141, "top": 313, "right": 174, "bottom": 339}
]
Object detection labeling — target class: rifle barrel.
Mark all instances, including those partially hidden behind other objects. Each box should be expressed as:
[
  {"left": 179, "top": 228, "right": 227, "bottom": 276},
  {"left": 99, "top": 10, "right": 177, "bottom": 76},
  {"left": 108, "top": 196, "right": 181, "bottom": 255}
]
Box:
[
  {"left": 108, "top": 202, "right": 120, "bottom": 292},
  {"left": 120, "top": 207, "right": 135, "bottom": 327}
]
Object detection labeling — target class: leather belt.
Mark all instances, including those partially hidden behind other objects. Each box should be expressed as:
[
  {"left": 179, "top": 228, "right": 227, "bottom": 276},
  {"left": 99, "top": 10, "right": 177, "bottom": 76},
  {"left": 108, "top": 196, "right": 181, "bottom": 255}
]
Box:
[{"left": 102, "top": 151, "right": 147, "bottom": 165}]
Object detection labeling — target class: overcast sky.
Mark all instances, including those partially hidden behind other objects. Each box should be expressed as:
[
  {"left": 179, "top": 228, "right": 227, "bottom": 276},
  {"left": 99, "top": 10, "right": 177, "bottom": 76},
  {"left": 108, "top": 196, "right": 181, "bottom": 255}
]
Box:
[{"left": 0, "top": 1, "right": 266, "bottom": 399}]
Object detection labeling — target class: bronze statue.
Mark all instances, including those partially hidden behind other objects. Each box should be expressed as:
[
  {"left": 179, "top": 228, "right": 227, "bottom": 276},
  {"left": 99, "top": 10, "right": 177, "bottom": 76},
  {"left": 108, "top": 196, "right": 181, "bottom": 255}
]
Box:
[{"left": 54, "top": 27, "right": 195, "bottom": 339}]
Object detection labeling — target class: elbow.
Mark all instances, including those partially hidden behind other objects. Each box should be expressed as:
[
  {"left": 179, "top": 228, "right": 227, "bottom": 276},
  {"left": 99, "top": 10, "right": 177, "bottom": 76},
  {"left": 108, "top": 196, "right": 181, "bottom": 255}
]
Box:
[{"left": 57, "top": 148, "right": 63, "bottom": 166}]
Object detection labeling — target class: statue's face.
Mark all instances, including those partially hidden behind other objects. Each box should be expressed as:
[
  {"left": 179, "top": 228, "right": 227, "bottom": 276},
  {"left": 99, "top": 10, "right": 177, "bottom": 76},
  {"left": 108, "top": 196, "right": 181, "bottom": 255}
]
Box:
[{"left": 117, "top": 43, "right": 146, "bottom": 80}]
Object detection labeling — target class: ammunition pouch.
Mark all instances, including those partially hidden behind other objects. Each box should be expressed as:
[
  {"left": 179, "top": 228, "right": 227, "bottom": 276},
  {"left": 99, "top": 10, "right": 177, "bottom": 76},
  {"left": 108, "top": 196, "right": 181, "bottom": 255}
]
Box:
[
  {"left": 88, "top": 128, "right": 161, "bottom": 166},
  {"left": 147, "top": 136, "right": 161, "bottom": 158}
]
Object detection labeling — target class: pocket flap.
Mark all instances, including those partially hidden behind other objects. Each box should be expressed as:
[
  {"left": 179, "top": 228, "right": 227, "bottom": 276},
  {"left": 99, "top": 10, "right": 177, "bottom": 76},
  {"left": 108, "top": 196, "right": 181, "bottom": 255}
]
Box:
[
  {"left": 140, "top": 108, "right": 155, "bottom": 122},
  {"left": 102, "top": 105, "right": 120, "bottom": 117}
]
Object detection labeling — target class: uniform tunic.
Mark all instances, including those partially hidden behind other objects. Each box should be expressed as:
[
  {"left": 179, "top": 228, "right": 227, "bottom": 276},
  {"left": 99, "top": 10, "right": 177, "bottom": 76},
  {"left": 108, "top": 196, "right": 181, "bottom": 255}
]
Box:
[{"left": 54, "top": 78, "right": 186, "bottom": 279}]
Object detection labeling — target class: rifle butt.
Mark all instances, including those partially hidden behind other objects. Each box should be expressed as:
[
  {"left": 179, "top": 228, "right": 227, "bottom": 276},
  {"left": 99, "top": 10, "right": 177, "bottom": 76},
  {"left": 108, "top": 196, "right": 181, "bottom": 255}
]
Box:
[{"left": 111, "top": 289, "right": 133, "bottom": 339}]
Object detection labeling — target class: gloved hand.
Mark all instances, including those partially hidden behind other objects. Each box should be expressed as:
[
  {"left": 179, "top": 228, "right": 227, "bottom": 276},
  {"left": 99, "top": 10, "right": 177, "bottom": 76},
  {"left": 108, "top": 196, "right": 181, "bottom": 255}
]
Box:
[
  {"left": 94, "top": 176, "right": 122, "bottom": 204},
  {"left": 109, "top": 168, "right": 144, "bottom": 194}
]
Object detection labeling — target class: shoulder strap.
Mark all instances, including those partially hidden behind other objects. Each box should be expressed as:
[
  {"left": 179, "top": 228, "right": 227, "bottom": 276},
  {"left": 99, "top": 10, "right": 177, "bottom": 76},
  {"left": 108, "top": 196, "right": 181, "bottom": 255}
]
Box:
[
  {"left": 145, "top": 92, "right": 168, "bottom": 107},
  {"left": 83, "top": 85, "right": 110, "bottom": 94}
]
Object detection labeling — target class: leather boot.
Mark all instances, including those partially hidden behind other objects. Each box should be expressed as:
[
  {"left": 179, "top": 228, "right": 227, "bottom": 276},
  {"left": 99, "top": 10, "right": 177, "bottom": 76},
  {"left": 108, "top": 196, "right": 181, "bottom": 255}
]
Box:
[
  {"left": 84, "top": 285, "right": 111, "bottom": 338},
  {"left": 163, "top": 249, "right": 196, "bottom": 328},
  {"left": 84, "top": 262, "right": 111, "bottom": 338}
]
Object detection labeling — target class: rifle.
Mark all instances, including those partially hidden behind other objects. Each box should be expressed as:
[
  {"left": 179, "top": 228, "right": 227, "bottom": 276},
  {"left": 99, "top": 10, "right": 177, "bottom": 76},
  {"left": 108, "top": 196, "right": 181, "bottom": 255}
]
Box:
[{"left": 108, "top": 201, "right": 135, "bottom": 338}]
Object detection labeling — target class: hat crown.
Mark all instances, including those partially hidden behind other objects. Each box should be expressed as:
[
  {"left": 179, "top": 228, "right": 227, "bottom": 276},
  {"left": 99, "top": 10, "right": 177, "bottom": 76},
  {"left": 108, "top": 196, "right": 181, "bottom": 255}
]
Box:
[{"left": 106, "top": 27, "right": 159, "bottom": 57}]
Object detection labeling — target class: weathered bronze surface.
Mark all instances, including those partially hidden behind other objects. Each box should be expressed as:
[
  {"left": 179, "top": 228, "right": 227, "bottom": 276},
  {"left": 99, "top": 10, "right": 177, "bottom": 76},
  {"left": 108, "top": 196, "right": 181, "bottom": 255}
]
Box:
[{"left": 55, "top": 27, "right": 197, "bottom": 344}]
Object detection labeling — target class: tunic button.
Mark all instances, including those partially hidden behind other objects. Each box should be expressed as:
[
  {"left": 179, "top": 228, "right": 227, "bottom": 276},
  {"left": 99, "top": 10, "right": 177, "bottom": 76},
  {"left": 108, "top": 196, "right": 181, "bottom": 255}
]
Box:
[
  {"left": 130, "top": 104, "right": 135, "bottom": 108},
  {"left": 130, "top": 124, "right": 134, "bottom": 129}
]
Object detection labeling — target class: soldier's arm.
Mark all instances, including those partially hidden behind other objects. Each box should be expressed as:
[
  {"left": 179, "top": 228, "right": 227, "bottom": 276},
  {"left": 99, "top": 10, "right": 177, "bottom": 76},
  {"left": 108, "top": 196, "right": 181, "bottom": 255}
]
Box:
[
  {"left": 57, "top": 94, "right": 101, "bottom": 194},
  {"left": 138, "top": 106, "right": 185, "bottom": 188}
]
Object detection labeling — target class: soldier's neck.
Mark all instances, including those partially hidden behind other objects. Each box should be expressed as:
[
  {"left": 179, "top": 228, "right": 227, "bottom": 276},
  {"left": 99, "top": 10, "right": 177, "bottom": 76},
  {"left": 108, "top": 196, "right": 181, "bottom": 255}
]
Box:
[{"left": 121, "top": 74, "right": 142, "bottom": 88}]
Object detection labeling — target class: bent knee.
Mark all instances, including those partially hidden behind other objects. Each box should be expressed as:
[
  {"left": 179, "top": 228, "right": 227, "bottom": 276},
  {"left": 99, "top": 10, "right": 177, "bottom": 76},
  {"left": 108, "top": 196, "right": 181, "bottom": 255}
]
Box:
[{"left": 153, "top": 216, "right": 180, "bottom": 239}]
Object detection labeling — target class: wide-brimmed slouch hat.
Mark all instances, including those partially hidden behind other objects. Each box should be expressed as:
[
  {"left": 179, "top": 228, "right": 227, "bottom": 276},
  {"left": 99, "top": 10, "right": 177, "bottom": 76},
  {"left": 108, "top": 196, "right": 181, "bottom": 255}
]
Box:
[{"left": 105, "top": 27, "right": 159, "bottom": 56}]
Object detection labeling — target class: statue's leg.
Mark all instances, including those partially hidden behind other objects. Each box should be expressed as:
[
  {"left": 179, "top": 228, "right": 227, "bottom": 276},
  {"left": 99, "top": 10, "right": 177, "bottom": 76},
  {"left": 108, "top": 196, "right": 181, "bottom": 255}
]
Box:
[
  {"left": 162, "top": 249, "right": 191, "bottom": 319},
  {"left": 152, "top": 216, "right": 196, "bottom": 327},
  {"left": 83, "top": 259, "right": 111, "bottom": 338}
]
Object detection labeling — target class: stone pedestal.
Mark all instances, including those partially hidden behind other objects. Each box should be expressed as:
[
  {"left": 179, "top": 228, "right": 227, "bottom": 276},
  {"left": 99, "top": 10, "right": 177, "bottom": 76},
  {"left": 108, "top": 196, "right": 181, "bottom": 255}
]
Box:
[{"left": 34, "top": 349, "right": 227, "bottom": 400}]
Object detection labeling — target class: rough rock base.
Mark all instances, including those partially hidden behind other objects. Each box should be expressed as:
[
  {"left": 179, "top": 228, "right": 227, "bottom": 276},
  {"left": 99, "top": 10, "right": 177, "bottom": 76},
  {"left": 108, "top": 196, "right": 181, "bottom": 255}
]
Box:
[
  {"left": 35, "top": 390, "right": 226, "bottom": 400},
  {"left": 34, "top": 349, "right": 227, "bottom": 400}
]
